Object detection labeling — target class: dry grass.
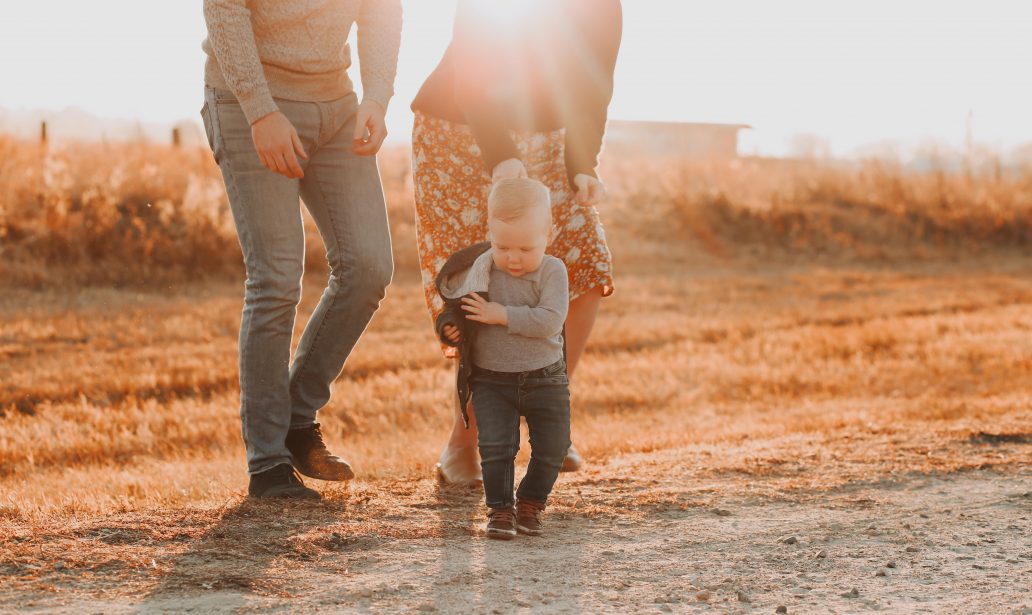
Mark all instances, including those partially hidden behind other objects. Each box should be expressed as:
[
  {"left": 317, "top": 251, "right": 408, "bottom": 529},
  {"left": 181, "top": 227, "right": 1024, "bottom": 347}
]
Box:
[{"left": 1, "top": 138, "right": 1031, "bottom": 605}]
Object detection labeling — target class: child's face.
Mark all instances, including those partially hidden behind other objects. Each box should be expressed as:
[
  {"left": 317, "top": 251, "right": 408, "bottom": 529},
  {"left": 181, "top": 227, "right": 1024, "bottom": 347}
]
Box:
[{"left": 487, "top": 212, "right": 552, "bottom": 277}]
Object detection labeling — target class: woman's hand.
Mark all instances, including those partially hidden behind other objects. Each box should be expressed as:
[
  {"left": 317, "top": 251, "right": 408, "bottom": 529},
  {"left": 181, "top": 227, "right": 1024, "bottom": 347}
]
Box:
[
  {"left": 462, "top": 293, "right": 508, "bottom": 326},
  {"left": 251, "top": 111, "right": 308, "bottom": 179},
  {"left": 443, "top": 323, "right": 462, "bottom": 344},
  {"left": 573, "top": 173, "right": 606, "bottom": 206},
  {"left": 491, "top": 158, "right": 528, "bottom": 182}
]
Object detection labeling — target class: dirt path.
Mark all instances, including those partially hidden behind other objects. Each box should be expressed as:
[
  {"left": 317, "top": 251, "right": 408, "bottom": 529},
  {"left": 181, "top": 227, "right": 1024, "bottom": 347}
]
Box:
[{"left": 5, "top": 448, "right": 1030, "bottom": 614}]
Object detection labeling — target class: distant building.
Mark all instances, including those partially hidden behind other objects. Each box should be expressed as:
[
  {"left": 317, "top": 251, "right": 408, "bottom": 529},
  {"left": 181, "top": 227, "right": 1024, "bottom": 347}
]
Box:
[{"left": 605, "top": 120, "right": 751, "bottom": 159}]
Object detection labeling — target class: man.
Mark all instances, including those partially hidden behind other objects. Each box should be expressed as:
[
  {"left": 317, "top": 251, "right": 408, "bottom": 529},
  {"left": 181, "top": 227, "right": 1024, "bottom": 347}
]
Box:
[{"left": 200, "top": 0, "right": 402, "bottom": 499}]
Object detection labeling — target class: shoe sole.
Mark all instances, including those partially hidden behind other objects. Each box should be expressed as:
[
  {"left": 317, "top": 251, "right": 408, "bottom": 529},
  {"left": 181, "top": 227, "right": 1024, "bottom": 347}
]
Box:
[
  {"left": 294, "top": 463, "right": 354, "bottom": 482},
  {"left": 516, "top": 524, "right": 543, "bottom": 536},
  {"left": 486, "top": 529, "right": 517, "bottom": 540},
  {"left": 248, "top": 490, "right": 322, "bottom": 500}
]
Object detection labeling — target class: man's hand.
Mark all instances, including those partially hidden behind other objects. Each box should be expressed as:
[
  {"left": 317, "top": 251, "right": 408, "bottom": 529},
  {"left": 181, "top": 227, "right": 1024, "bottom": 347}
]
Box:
[
  {"left": 352, "top": 99, "right": 387, "bottom": 156},
  {"left": 461, "top": 293, "right": 508, "bottom": 326},
  {"left": 573, "top": 173, "right": 606, "bottom": 206},
  {"left": 251, "top": 111, "right": 308, "bottom": 179},
  {"left": 491, "top": 158, "right": 528, "bottom": 182},
  {"left": 443, "top": 323, "right": 462, "bottom": 344}
]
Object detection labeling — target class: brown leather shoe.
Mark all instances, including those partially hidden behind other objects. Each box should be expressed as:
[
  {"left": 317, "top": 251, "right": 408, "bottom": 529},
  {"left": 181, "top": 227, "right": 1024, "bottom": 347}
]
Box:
[
  {"left": 285, "top": 423, "right": 354, "bottom": 481},
  {"left": 515, "top": 499, "right": 546, "bottom": 536},
  {"left": 486, "top": 507, "right": 517, "bottom": 540}
]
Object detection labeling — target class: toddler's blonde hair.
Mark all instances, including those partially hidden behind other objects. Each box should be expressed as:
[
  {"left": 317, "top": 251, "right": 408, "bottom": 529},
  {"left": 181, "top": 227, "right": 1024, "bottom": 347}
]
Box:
[{"left": 487, "top": 178, "right": 552, "bottom": 228}]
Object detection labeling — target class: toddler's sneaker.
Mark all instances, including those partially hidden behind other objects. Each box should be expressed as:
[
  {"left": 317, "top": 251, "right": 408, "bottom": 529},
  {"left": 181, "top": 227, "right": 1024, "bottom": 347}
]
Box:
[
  {"left": 516, "top": 498, "right": 546, "bottom": 536},
  {"left": 486, "top": 507, "right": 517, "bottom": 540}
]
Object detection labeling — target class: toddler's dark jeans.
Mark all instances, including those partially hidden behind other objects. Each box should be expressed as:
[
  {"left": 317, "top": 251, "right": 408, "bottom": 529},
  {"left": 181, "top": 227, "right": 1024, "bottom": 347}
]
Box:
[{"left": 470, "top": 359, "right": 572, "bottom": 509}]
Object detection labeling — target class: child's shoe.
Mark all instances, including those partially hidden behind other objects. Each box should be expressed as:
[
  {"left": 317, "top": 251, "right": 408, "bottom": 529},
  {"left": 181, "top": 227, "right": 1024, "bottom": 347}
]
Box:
[
  {"left": 486, "top": 507, "right": 517, "bottom": 540},
  {"left": 515, "top": 498, "right": 546, "bottom": 536}
]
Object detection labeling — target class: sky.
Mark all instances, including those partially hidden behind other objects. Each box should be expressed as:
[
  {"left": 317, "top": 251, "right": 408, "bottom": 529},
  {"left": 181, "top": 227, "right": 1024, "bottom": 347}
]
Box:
[{"left": 1, "top": 0, "right": 1030, "bottom": 157}]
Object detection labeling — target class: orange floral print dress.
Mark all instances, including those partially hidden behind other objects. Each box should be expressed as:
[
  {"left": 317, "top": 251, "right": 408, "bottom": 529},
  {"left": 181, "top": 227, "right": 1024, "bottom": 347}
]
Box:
[{"left": 412, "top": 111, "right": 615, "bottom": 358}]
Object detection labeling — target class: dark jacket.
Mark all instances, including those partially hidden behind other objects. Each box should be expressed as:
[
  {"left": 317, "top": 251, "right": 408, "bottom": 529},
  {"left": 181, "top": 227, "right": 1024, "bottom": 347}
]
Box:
[{"left": 434, "top": 241, "right": 494, "bottom": 428}]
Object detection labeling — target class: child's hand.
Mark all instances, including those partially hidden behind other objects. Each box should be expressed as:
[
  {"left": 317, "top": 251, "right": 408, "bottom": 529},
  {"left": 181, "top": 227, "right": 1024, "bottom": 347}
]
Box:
[
  {"left": 443, "top": 323, "right": 462, "bottom": 344},
  {"left": 462, "top": 293, "right": 508, "bottom": 326}
]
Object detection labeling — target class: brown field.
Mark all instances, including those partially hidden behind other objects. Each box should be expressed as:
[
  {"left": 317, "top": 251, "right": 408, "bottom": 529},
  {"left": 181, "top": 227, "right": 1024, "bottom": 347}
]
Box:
[{"left": 1, "top": 138, "right": 1031, "bottom": 612}]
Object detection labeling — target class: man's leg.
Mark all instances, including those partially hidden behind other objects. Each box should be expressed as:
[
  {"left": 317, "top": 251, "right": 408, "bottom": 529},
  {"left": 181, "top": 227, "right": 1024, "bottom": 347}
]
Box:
[
  {"left": 202, "top": 89, "right": 320, "bottom": 476},
  {"left": 289, "top": 94, "right": 394, "bottom": 429}
]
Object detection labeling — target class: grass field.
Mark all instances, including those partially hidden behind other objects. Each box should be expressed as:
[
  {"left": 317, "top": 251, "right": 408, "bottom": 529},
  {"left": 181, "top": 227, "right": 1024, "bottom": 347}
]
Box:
[{"left": 1, "top": 139, "right": 1030, "bottom": 611}]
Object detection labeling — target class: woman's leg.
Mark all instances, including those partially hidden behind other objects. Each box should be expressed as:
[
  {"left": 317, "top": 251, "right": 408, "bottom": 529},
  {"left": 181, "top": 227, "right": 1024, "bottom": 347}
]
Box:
[
  {"left": 437, "top": 360, "right": 483, "bottom": 485},
  {"left": 564, "top": 286, "right": 604, "bottom": 378}
]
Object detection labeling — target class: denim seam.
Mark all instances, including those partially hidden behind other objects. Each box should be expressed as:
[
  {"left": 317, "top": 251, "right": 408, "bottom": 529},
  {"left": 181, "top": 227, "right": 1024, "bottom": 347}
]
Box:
[
  {"left": 506, "top": 389, "right": 520, "bottom": 507},
  {"left": 287, "top": 163, "right": 343, "bottom": 408}
]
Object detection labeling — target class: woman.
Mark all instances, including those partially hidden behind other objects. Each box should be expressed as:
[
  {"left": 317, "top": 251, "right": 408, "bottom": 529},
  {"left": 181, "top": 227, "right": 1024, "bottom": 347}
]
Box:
[{"left": 411, "top": 0, "right": 622, "bottom": 484}]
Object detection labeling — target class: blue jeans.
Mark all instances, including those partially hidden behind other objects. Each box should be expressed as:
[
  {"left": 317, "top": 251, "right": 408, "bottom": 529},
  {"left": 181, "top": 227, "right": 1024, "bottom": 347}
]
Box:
[
  {"left": 200, "top": 86, "right": 393, "bottom": 474},
  {"left": 470, "top": 360, "right": 572, "bottom": 509}
]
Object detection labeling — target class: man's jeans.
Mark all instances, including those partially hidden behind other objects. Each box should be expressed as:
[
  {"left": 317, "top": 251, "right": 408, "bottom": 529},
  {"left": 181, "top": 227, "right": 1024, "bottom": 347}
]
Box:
[
  {"left": 200, "top": 86, "right": 393, "bottom": 474},
  {"left": 470, "top": 360, "right": 571, "bottom": 509}
]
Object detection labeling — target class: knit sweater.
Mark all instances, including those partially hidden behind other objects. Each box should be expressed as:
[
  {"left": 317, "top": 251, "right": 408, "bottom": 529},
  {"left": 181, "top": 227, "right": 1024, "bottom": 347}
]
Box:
[
  {"left": 202, "top": 0, "right": 402, "bottom": 125},
  {"left": 411, "top": 0, "right": 622, "bottom": 187},
  {"left": 472, "top": 256, "right": 570, "bottom": 373}
]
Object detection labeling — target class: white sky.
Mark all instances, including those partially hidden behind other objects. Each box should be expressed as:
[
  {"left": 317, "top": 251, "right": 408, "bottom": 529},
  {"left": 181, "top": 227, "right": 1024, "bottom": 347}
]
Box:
[{"left": 1, "top": 0, "right": 1030, "bottom": 156}]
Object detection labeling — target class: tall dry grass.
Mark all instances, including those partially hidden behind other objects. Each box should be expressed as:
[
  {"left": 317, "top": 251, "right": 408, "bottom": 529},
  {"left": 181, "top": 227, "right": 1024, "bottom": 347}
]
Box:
[{"left": 2, "top": 135, "right": 1032, "bottom": 288}]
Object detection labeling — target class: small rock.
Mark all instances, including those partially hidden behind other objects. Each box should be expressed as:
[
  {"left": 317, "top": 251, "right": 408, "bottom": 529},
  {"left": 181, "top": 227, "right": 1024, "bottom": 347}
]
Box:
[
  {"left": 920, "top": 513, "right": 930, "bottom": 518},
  {"left": 737, "top": 590, "right": 750, "bottom": 603},
  {"left": 601, "top": 550, "right": 617, "bottom": 556},
  {"left": 841, "top": 588, "right": 860, "bottom": 598},
  {"left": 359, "top": 589, "right": 373, "bottom": 598},
  {"left": 418, "top": 604, "right": 436, "bottom": 613},
  {"left": 658, "top": 605, "right": 673, "bottom": 613},
  {"left": 781, "top": 536, "right": 798, "bottom": 545},
  {"left": 905, "top": 546, "right": 919, "bottom": 553},
  {"left": 815, "top": 549, "right": 827, "bottom": 559},
  {"left": 713, "top": 508, "right": 732, "bottom": 517},
  {"left": 53, "top": 562, "right": 66, "bottom": 571},
  {"left": 696, "top": 590, "right": 711, "bottom": 601},
  {"left": 875, "top": 569, "right": 887, "bottom": 577},
  {"left": 776, "top": 606, "right": 788, "bottom": 614},
  {"left": 886, "top": 561, "right": 896, "bottom": 569}
]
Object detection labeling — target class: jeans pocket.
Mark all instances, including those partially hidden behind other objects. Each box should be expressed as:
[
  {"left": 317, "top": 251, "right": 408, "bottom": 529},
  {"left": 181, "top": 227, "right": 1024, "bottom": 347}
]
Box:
[
  {"left": 199, "top": 98, "right": 223, "bottom": 164},
  {"left": 527, "top": 374, "right": 570, "bottom": 388}
]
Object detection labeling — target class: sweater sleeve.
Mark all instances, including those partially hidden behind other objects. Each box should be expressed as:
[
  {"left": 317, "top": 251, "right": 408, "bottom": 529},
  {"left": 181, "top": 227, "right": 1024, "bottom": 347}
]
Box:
[
  {"left": 357, "top": 0, "right": 403, "bottom": 110},
  {"left": 451, "top": 0, "right": 520, "bottom": 174},
  {"left": 506, "top": 260, "right": 570, "bottom": 339},
  {"left": 562, "top": 0, "right": 622, "bottom": 187},
  {"left": 202, "top": 0, "right": 279, "bottom": 125}
]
